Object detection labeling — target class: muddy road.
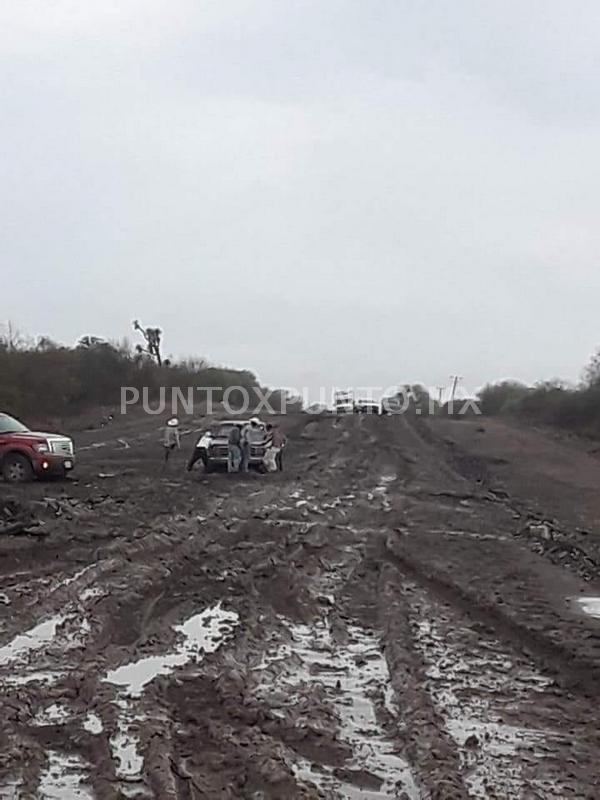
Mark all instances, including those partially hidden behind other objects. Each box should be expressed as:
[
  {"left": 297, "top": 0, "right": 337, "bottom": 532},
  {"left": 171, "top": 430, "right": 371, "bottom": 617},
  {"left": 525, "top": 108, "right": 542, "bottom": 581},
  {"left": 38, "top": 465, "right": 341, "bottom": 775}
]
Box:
[{"left": 1, "top": 411, "right": 600, "bottom": 799}]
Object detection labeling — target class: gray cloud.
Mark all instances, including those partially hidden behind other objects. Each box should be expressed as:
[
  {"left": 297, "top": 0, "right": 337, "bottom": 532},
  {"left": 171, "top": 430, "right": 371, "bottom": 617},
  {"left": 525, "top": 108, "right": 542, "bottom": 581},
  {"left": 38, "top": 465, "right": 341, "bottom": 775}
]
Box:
[{"left": 2, "top": 0, "right": 599, "bottom": 399}]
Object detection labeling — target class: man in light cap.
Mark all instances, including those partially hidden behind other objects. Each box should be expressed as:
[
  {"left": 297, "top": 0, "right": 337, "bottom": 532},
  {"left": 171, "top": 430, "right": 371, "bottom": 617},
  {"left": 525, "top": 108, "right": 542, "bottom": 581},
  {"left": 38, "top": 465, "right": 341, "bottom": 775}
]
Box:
[
  {"left": 240, "top": 417, "right": 262, "bottom": 473},
  {"left": 162, "top": 416, "right": 180, "bottom": 469},
  {"left": 262, "top": 423, "right": 286, "bottom": 472}
]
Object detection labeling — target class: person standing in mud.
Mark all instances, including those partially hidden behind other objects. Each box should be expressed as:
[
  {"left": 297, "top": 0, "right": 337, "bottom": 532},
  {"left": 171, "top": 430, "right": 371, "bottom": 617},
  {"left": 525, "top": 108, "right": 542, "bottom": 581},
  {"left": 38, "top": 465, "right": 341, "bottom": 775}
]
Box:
[
  {"left": 262, "top": 423, "right": 285, "bottom": 472},
  {"left": 276, "top": 429, "right": 286, "bottom": 471},
  {"left": 227, "top": 424, "right": 242, "bottom": 473},
  {"left": 240, "top": 417, "right": 262, "bottom": 472},
  {"left": 162, "top": 417, "right": 180, "bottom": 469}
]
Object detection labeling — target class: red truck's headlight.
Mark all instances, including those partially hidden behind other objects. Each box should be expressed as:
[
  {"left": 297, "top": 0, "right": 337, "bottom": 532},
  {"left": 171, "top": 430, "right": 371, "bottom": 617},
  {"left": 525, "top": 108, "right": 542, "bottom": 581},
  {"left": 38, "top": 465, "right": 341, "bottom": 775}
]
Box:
[{"left": 33, "top": 443, "right": 49, "bottom": 453}]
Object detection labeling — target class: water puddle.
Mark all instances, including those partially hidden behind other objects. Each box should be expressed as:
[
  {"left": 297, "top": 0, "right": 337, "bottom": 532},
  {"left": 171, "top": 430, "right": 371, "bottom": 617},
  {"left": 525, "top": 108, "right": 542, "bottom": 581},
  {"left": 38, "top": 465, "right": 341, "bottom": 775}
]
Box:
[
  {"left": 257, "top": 618, "right": 419, "bottom": 799},
  {"left": 104, "top": 602, "right": 239, "bottom": 696},
  {"left": 64, "top": 617, "right": 92, "bottom": 649},
  {"left": 32, "top": 703, "right": 104, "bottom": 740},
  {"left": 33, "top": 703, "right": 71, "bottom": 727},
  {"left": 5, "top": 669, "right": 65, "bottom": 686},
  {"left": 0, "top": 608, "right": 91, "bottom": 682},
  {"left": 83, "top": 712, "right": 103, "bottom": 735},
  {"left": 0, "top": 614, "right": 67, "bottom": 667},
  {"left": 574, "top": 596, "right": 600, "bottom": 619},
  {"left": 80, "top": 587, "right": 104, "bottom": 602},
  {"left": 110, "top": 699, "right": 144, "bottom": 782},
  {"left": 0, "top": 775, "right": 24, "bottom": 798},
  {"left": 281, "top": 489, "right": 357, "bottom": 517},
  {"left": 38, "top": 752, "right": 93, "bottom": 799},
  {"left": 446, "top": 717, "right": 548, "bottom": 757},
  {"left": 409, "top": 586, "right": 562, "bottom": 799},
  {"left": 79, "top": 442, "right": 107, "bottom": 451},
  {"left": 104, "top": 603, "right": 239, "bottom": 786},
  {"left": 429, "top": 528, "right": 507, "bottom": 542},
  {"left": 371, "top": 474, "right": 397, "bottom": 512},
  {"left": 0, "top": 570, "right": 97, "bottom": 671},
  {"left": 59, "top": 565, "right": 94, "bottom": 589}
]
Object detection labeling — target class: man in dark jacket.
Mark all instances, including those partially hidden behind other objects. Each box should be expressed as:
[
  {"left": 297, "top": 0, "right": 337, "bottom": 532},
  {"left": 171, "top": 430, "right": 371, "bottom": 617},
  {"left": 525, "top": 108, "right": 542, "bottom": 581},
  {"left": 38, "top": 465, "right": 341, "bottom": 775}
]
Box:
[{"left": 228, "top": 424, "right": 242, "bottom": 473}]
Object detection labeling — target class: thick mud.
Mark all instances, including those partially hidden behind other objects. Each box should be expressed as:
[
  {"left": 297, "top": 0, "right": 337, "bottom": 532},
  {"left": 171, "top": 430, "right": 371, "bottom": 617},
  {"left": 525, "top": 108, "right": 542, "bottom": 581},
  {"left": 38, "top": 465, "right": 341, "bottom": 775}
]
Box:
[{"left": 1, "top": 411, "right": 600, "bottom": 798}]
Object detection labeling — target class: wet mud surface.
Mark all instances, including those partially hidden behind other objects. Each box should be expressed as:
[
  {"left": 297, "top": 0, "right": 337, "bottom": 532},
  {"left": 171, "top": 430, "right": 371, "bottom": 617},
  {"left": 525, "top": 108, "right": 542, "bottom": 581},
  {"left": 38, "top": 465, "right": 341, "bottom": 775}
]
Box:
[{"left": 1, "top": 412, "right": 600, "bottom": 798}]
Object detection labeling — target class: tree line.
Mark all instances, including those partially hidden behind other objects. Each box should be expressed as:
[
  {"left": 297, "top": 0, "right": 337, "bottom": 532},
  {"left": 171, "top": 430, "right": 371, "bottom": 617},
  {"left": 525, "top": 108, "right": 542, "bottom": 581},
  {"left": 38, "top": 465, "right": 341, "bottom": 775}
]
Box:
[
  {"left": 477, "top": 349, "right": 600, "bottom": 436},
  {"left": 0, "top": 327, "right": 260, "bottom": 423}
]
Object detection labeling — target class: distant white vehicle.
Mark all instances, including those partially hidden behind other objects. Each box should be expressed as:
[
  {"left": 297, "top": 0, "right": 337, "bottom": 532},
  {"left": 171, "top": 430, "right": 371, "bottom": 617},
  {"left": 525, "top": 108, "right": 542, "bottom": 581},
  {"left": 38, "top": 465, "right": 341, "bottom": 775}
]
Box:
[
  {"left": 333, "top": 391, "right": 354, "bottom": 414},
  {"left": 355, "top": 399, "right": 380, "bottom": 415}
]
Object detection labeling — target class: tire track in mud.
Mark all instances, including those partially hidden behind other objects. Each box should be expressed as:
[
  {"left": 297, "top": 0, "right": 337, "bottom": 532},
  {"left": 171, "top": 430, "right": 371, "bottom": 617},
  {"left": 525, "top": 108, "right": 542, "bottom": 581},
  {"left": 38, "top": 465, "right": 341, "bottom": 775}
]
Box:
[
  {"left": 0, "top": 511, "right": 270, "bottom": 797},
  {"left": 112, "top": 421, "right": 420, "bottom": 798},
  {"left": 334, "top": 415, "right": 600, "bottom": 796},
  {"left": 409, "top": 415, "right": 600, "bottom": 583},
  {"left": 2, "top": 412, "right": 600, "bottom": 798},
  {"left": 384, "top": 530, "right": 600, "bottom": 696},
  {"left": 389, "top": 416, "right": 600, "bottom": 681},
  {"left": 379, "top": 562, "right": 596, "bottom": 799},
  {"left": 177, "top": 415, "right": 600, "bottom": 798},
  {"left": 195, "top": 515, "right": 424, "bottom": 800},
  {"left": 374, "top": 416, "right": 600, "bottom": 795},
  {"left": 0, "top": 414, "right": 348, "bottom": 796}
]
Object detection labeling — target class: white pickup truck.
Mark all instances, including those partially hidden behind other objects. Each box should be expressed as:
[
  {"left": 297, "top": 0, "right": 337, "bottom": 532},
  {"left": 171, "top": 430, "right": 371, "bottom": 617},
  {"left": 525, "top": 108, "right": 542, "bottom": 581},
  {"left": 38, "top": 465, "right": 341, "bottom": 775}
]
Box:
[
  {"left": 333, "top": 392, "right": 354, "bottom": 414},
  {"left": 354, "top": 399, "right": 380, "bottom": 415}
]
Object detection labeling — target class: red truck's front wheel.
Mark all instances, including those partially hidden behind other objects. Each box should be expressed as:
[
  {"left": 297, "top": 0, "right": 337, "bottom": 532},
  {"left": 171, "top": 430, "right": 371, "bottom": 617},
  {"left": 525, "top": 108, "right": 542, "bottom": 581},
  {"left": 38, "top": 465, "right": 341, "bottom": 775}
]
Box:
[{"left": 2, "top": 453, "right": 34, "bottom": 483}]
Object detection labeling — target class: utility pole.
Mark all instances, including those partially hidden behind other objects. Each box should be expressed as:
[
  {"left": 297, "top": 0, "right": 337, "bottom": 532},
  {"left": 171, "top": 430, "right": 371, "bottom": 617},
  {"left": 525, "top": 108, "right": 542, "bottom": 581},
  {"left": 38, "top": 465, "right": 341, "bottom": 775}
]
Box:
[
  {"left": 436, "top": 386, "right": 445, "bottom": 406},
  {"left": 449, "top": 375, "right": 463, "bottom": 403}
]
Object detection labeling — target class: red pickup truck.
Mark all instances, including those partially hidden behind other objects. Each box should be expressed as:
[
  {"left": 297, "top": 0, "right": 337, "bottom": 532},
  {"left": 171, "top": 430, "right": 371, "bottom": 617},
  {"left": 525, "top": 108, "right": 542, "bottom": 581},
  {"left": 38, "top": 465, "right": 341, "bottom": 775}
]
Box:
[{"left": 0, "top": 413, "right": 75, "bottom": 482}]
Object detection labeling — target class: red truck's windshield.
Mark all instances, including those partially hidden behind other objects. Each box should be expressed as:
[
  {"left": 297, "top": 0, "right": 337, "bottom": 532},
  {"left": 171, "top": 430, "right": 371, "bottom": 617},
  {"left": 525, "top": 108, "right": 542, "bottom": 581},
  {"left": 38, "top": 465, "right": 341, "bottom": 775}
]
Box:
[{"left": 0, "top": 415, "right": 29, "bottom": 434}]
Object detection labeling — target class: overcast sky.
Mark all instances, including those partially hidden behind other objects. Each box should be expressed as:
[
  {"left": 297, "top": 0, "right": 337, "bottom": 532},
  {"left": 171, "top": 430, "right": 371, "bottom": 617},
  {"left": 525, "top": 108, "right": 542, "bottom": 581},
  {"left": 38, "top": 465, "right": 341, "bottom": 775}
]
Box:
[{"left": 3, "top": 0, "right": 600, "bottom": 398}]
